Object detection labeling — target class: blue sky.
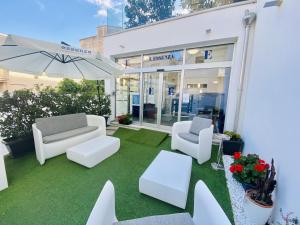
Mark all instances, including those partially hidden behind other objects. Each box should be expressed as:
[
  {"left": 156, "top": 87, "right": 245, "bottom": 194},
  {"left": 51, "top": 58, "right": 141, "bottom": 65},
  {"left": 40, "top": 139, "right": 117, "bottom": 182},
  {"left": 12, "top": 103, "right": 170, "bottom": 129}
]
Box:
[
  {"left": 0, "top": 0, "right": 184, "bottom": 47},
  {"left": 0, "top": 0, "right": 123, "bottom": 47}
]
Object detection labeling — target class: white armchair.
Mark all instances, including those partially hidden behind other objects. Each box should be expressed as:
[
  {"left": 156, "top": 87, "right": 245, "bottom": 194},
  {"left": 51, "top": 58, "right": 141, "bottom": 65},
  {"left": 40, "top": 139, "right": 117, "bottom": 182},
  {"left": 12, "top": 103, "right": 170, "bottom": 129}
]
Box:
[
  {"left": 171, "top": 120, "right": 213, "bottom": 164},
  {"left": 32, "top": 115, "right": 106, "bottom": 165},
  {"left": 86, "top": 180, "right": 231, "bottom": 225}
]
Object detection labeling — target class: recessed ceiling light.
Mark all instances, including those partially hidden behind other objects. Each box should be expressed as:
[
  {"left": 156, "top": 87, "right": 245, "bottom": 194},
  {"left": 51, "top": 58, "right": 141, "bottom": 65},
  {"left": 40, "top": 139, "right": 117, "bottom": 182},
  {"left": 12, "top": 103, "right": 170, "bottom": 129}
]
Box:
[{"left": 188, "top": 49, "right": 200, "bottom": 55}]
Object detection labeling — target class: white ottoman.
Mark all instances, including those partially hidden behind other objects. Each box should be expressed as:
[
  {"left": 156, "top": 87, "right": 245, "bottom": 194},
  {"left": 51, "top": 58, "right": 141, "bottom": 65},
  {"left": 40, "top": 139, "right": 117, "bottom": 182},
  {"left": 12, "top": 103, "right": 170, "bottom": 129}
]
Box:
[
  {"left": 139, "top": 150, "right": 192, "bottom": 209},
  {"left": 66, "top": 136, "right": 120, "bottom": 168}
]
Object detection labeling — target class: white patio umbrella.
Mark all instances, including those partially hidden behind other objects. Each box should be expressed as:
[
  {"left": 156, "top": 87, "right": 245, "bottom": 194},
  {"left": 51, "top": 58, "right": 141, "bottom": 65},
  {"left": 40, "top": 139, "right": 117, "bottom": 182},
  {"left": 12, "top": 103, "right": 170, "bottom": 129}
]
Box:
[{"left": 0, "top": 33, "right": 123, "bottom": 80}]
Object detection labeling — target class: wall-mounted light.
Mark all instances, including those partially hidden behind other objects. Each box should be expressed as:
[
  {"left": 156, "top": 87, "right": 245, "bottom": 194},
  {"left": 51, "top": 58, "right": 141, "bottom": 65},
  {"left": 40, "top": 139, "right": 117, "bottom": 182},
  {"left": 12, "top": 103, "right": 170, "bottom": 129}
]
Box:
[
  {"left": 205, "top": 28, "right": 212, "bottom": 34},
  {"left": 213, "top": 80, "right": 219, "bottom": 84},
  {"left": 264, "top": 0, "right": 282, "bottom": 8}
]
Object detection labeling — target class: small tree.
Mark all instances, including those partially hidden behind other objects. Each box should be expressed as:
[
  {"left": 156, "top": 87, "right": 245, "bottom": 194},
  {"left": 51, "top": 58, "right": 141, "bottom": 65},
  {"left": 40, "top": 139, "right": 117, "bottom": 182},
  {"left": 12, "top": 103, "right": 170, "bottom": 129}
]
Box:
[{"left": 125, "top": 0, "right": 176, "bottom": 28}]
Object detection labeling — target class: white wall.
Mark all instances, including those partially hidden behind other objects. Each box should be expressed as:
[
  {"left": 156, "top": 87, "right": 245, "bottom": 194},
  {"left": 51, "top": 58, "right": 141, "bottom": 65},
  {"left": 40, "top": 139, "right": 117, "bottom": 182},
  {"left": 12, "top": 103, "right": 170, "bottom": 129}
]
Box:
[
  {"left": 240, "top": 0, "right": 300, "bottom": 223},
  {"left": 103, "top": 1, "right": 257, "bottom": 130}
]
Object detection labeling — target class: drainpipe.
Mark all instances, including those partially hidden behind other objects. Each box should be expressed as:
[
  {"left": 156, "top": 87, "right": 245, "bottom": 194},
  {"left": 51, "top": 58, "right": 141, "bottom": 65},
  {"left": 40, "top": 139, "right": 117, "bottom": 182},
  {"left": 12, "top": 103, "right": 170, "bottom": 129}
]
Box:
[{"left": 233, "top": 10, "right": 256, "bottom": 132}]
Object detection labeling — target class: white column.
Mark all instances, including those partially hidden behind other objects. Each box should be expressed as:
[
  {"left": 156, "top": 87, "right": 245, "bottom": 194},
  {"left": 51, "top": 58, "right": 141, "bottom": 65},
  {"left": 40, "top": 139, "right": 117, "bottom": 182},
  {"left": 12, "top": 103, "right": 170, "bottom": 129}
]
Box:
[
  {"left": 104, "top": 78, "right": 116, "bottom": 121},
  {"left": 0, "top": 146, "right": 8, "bottom": 191}
]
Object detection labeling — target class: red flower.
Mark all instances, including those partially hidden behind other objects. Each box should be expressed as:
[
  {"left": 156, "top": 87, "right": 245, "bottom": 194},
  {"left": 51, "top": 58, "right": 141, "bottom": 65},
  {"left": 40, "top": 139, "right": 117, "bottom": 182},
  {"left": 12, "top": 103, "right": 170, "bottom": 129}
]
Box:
[
  {"left": 230, "top": 165, "right": 236, "bottom": 173},
  {"left": 254, "top": 164, "right": 265, "bottom": 172},
  {"left": 233, "top": 152, "right": 241, "bottom": 160},
  {"left": 265, "top": 163, "right": 270, "bottom": 168},
  {"left": 258, "top": 159, "right": 265, "bottom": 164},
  {"left": 235, "top": 164, "right": 243, "bottom": 172}
]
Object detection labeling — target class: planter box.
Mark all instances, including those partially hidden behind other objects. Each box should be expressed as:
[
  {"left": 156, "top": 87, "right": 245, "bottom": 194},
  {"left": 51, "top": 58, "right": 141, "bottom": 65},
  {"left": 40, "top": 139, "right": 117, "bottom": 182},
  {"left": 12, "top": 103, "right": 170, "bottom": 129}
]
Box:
[
  {"left": 223, "top": 139, "right": 244, "bottom": 155},
  {"left": 2, "top": 135, "right": 35, "bottom": 158}
]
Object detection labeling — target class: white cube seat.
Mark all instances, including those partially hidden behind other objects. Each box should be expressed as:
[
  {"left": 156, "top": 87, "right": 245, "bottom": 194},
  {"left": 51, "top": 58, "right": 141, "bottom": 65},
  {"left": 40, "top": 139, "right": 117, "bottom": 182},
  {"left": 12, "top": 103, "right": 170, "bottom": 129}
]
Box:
[
  {"left": 139, "top": 150, "right": 192, "bottom": 209},
  {"left": 66, "top": 136, "right": 120, "bottom": 168}
]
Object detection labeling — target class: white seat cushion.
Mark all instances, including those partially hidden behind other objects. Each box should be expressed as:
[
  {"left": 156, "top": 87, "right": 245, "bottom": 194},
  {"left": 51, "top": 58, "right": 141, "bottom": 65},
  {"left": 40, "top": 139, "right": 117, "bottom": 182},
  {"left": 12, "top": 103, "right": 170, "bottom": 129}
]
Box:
[
  {"left": 139, "top": 150, "right": 192, "bottom": 209},
  {"left": 66, "top": 136, "right": 120, "bottom": 168}
]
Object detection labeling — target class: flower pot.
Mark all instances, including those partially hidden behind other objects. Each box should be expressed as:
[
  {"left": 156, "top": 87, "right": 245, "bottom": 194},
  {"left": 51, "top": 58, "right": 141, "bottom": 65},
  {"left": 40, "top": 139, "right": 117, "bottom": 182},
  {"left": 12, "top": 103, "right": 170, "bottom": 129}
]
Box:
[
  {"left": 244, "top": 190, "right": 273, "bottom": 225},
  {"left": 2, "top": 135, "right": 35, "bottom": 158},
  {"left": 104, "top": 115, "right": 110, "bottom": 127},
  {"left": 222, "top": 139, "right": 244, "bottom": 155}
]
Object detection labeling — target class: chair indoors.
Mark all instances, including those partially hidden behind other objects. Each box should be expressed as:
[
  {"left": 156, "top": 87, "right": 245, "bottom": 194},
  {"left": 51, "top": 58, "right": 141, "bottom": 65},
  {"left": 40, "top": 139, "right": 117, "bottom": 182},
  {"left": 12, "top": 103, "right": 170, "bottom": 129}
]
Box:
[
  {"left": 86, "top": 180, "right": 231, "bottom": 225},
  {"left": 171, "top": 117, "right": 213, "bottom": 164}
]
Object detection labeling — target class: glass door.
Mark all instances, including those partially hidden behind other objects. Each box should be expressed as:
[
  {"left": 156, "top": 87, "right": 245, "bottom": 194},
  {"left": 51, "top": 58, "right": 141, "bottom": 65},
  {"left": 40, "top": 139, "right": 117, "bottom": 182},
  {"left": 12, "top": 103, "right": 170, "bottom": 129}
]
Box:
[
  {"left": 142, "top": 71, "right": 181, "bottom": 127},
  {"left": 142, "top": 72, "right": 160, "bottom": 125},
  {"left": 160, "top": 71, "right": 181, "bottom": 126},
  {"left": 116, "top": 74, "right": 140, "bottom": 121}
]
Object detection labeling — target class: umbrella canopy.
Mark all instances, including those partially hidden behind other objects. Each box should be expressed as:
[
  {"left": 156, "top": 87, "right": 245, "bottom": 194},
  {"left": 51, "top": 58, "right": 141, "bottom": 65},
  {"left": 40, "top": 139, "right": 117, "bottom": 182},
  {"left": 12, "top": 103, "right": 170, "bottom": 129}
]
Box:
[{"left": 0, "top": 34, "right": 123, "bottom": 80}]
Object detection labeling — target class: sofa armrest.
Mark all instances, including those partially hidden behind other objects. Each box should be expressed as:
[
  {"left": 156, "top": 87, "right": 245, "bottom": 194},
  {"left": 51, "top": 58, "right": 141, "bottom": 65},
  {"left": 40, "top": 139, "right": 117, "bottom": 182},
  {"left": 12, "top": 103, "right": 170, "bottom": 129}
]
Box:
[
  {"left": 193, "top": 180, "right": 231, "bottom": 225},
  {"left": 172, "top": 121, "right": 192, "bottom": 136},
  {"left": 87, "top": 115, "right": 106, "bottom": 136},
  {"left": 32, "top": 124, "right": 46, "bottom": 165},
  {"left": 197, "top": 125, "right": 213, "bottom": 164},
  {"left": 86, "top": 180, "right": 118, "bottom": 225}
]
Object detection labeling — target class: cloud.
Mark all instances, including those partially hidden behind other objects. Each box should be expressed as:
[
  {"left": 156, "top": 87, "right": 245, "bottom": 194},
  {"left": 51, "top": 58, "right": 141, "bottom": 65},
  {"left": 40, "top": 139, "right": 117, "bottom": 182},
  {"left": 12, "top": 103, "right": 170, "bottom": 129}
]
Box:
[
  {"left": 35, "top": 0, "right": 45, "bottom": 11},
  {"left": 86, "top": 0, "right": 123, "bottom": 18},
  {"left": 96, "top": 9, "right": 107, "bottom": 17},
  {"left": 87, "top": 0, "right": 113, "bottom": 8}
]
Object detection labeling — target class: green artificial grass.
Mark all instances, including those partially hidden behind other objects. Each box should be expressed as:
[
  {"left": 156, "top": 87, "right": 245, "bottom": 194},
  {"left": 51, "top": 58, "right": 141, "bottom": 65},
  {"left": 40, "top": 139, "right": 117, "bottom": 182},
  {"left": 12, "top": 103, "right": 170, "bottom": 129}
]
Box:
[
  {"left": 126, "top": 128, "right": 169, "bottom": 147},
  {"left": 0, "top": 128, "right": 234, "bottom": 225}
]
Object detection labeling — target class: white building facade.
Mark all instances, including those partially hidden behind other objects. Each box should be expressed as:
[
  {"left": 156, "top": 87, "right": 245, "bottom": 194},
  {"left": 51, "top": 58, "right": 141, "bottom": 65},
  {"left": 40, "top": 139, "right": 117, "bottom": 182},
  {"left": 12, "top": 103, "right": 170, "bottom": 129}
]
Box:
[
  {"left": 103, "top": 1, "right": 256, "bottom": 133},
  {"left": 101, "top": 0, "right": 300, "bottom": 223}
]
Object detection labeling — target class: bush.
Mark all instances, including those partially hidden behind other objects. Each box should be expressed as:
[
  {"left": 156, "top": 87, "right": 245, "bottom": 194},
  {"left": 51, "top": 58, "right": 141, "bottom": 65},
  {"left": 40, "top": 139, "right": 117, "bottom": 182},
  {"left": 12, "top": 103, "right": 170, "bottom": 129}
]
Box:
[
  {"left": 224, "top": 130, "right": 241, "bottom": 140},
  {"left": 0, "top": 90, "right": 46, "bottom": 140},
  {"left": 0, "top": 79, "right": 110, "bottom": 140}
]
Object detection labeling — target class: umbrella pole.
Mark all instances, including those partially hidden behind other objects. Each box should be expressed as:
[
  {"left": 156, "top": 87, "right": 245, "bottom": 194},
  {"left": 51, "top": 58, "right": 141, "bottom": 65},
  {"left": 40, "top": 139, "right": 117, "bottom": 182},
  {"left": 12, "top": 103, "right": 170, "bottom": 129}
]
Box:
[{"left": 96, "top": 80, "right": 101, "bottom": 115}]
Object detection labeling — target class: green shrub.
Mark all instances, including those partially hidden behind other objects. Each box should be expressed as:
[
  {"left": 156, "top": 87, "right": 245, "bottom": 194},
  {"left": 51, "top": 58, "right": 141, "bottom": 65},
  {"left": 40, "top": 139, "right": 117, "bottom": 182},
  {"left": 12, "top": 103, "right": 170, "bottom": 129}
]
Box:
[
  {"left": 224, "top": 130, "right": 241, "bottom": 140},
  {"left": 0, "top": 79, "right": 110, "bottom": 140}
]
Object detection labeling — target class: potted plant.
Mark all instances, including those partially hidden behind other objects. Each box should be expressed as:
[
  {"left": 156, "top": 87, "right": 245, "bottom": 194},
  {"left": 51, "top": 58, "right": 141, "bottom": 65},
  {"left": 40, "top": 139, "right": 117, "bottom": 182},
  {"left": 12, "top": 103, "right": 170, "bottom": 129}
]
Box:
[
  {"left": 223, "top": 131, "right": 244, "bottom": 155},
  {"left": 117, "top": 114, "right": 132, "bottom": 125},
  {"left": 244, "top": 159, "right": 276, "bottom": 225},
  {"left": 230, "top": 153, "right": 270, "bottom": 190}
]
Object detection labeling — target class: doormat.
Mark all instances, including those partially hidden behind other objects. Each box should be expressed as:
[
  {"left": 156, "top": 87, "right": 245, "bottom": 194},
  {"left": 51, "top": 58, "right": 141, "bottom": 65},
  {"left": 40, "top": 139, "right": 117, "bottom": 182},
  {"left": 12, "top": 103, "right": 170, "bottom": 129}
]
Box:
[{"left": 127, "top": 128, "right": 169, "bottom": 147}]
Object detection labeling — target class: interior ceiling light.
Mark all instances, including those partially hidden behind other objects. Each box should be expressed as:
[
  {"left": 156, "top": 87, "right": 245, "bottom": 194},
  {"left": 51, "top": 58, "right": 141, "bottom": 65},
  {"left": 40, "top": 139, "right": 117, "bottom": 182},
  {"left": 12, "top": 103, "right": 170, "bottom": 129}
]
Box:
[
  {"left": 187, "top": 49, "right": 200, "bottom": 55},
  {"left": 217, "top": 68, "right": 225, "bottom": 77}
]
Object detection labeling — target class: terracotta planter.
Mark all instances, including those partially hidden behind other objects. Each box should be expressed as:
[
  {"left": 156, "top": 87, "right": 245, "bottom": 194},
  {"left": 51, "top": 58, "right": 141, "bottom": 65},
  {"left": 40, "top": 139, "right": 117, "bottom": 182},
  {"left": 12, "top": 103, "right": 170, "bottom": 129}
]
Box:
[{"left": 244, "top": 190, "right": 273, "bottom": 225}]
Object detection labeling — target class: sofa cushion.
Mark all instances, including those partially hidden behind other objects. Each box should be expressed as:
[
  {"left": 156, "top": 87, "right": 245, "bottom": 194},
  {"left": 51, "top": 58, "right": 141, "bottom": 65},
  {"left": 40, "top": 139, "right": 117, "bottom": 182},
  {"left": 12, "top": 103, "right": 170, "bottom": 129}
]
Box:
[
  {"left": 42, "top": 126, "right": 98, "bottom": 144},
  {"left": 36, "top": 113, "right": 87, "bottom": 137},
  {"left": 189, "top": 117, "right": 212, "bottom": 135},
  {"left": 113, "top": 213, "right": 194, "bottom": 225},
  {"left": 178, "top": 132, "right": 199, "bottom": 144}
]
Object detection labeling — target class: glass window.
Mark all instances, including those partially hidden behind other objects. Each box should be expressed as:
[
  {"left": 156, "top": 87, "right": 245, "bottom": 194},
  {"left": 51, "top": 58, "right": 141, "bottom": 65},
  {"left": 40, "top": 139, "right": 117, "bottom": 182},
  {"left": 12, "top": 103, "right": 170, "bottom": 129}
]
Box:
[
  {"left": 116, "top": 56, "right": 141, "bottom": 68},
  {"left": 143, "top": 50, "right": 183, "bottom": 68},
  {"left": 116, "top": 74, "right": 140, "bottom": 121},
  {"left": 185, "top": 44, "right": 234, "bottom": 64},
  {"left": 180, "top": 68, "right": 231, "bottom": 133}
]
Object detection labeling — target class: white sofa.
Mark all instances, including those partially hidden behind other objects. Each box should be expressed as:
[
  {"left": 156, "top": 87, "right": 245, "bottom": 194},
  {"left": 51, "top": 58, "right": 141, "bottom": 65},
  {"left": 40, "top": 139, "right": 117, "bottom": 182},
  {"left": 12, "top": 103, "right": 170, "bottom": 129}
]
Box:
[
  {"left": 32, "top": 114, "right": 105, "bottom": 165},
  {"left": 171, "top": 118, "right": 214, "bottom": 164},
  {"left": 86, "top": 180, "right": 232, "bottom": 225}
]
